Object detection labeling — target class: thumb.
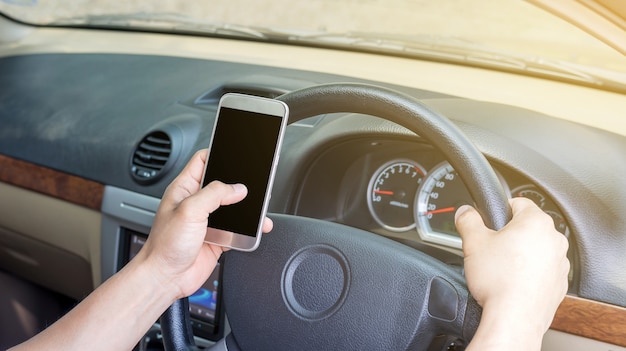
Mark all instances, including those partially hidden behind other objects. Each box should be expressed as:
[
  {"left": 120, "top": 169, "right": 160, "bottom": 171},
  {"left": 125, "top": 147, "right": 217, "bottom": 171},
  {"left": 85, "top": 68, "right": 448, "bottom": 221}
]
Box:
[
  {"left": 455, "top": 205, "right": 490, "bottom": 253},
  {"left": 183, "top": 181, "right": 248, "bottom": 220}
]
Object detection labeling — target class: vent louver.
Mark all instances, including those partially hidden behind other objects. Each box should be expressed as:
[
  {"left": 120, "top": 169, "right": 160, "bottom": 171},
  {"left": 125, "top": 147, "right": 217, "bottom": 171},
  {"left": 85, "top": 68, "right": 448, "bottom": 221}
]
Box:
[{"left": 130, "top": 131, "right": 172, "bottom": 183}]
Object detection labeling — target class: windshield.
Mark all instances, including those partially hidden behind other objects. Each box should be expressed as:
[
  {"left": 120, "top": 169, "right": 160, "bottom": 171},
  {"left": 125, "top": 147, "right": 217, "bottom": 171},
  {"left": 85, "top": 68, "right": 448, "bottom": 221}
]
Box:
[{"left": 2, "top": 0, "right": 625, "bottom": 90}]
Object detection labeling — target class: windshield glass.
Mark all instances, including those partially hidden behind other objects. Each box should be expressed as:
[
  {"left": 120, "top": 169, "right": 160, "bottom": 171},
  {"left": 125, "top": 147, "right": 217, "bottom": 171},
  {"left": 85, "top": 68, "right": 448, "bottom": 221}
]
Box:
[{"left": 2, "top": 0, "right": 625, "bottom": 89}]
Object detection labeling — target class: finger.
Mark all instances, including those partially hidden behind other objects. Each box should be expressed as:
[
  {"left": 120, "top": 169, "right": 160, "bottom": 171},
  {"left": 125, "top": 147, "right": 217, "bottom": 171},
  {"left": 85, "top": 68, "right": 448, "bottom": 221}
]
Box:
[
  {"left": 172, "top": 149, "right": 210, "bottom": 194},
  {"left": 455, "top": 204, "right": 490, "bottom": 252},
  {"left": 507, "top": 197, "right": 558, "bottom": 234},
  {"left": 186, "top": 149, "right": 209, "bottom": 185},
  {"left": 160, "top": 149, "right": 209, "bottom": 209},
  {"left": 509, "top": 197, "right": 545, "bottom": 218},
  {"left": 262, "top": 217, "right": 274, "bottom": 233},
  {"left": 200, "top": 181, "right": 248, "bottom": 212},
  {"left": 177, "top": 181, "right": 248, "bottom": 224}
]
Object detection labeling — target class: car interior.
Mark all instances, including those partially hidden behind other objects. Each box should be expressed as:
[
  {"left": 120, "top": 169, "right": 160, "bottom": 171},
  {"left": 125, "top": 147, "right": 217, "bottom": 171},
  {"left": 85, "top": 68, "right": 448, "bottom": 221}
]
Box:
[{"left": 0, "top": 1, "right": 625, "bottom": 350}]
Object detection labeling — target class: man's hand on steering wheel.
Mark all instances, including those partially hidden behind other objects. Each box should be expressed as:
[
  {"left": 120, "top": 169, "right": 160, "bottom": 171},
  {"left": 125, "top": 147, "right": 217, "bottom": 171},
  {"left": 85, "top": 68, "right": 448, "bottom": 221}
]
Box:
[{"left": 456, "top": 197, "right": 569, "bottom": 351}]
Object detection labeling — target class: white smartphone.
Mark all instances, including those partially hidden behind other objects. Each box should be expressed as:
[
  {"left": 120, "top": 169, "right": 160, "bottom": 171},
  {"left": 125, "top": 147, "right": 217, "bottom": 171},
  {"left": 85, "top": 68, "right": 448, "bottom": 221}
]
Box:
[{"left": 200, "top": 93, "right": 289, "bottom": 251}]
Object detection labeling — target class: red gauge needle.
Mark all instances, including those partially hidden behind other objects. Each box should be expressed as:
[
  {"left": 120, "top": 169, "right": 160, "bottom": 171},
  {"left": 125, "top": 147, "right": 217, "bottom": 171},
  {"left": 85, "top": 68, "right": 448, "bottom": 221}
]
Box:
[
  {"left": 424, "top": 207, "right": 456, "bottom": 215},
  {"left": 374, "top": 190, "right": 394, "bottom": 195}
]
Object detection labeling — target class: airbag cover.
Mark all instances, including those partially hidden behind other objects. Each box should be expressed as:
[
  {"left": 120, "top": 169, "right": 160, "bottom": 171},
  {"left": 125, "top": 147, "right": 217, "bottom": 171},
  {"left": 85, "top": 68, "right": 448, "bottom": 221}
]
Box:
[{"left": 222, "top": 214, "right": 477, "bottom": 351}]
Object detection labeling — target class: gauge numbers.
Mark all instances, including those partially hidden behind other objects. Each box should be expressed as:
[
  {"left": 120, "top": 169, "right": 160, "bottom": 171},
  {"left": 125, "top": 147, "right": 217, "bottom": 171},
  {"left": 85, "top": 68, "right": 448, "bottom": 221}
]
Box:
[
  {"left": 414, "top": 161, "right": 472, "bottom": 249},
  {"left": 367, "top": 160, "right": 426, "bottom": 232},
  {"left": 368, "top": 159, "right": 568, "bottom": 250}
]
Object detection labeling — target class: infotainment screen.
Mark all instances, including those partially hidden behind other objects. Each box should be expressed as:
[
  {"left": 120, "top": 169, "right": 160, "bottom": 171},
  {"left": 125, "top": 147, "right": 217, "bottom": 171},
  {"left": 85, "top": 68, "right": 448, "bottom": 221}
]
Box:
[{"left": 121, "top": 229, "right": 224, "bottom": 341}]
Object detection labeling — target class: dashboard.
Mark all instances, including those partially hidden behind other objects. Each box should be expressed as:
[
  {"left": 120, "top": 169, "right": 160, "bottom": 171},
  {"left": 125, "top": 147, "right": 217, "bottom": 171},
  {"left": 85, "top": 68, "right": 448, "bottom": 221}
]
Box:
[{"left": 1, "top": 19, "right": 626, "bottom": 350}]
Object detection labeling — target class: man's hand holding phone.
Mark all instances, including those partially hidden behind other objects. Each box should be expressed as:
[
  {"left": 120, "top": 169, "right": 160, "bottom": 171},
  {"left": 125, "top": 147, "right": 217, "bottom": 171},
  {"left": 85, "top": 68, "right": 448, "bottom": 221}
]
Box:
[{"left": 143, "top": 149, "right": 274, "bottom": 300}]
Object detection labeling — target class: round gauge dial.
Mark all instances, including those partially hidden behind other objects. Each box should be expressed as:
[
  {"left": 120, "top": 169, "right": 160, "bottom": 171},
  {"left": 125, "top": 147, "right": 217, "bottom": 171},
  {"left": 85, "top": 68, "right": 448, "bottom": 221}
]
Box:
[
  {"left": 511, "top": 184, "right": 569, "bottom": 235},
  {"left": 367, "top": 160, "right": 426, "bottom": 232},
  {"left": 414, "top": 161, "right": 472, "bottom": 248},
  {"left": 414, "top": 161, "right": 510, "bottom": 249}
]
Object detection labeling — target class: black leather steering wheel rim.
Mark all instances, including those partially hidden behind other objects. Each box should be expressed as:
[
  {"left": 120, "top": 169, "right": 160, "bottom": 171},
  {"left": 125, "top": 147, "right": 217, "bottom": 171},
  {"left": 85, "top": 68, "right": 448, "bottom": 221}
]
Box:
[
  {"left": 279, "top": 83, "right": 511, "bottom": 230},
  {"left": 160, "top": 83, "right": 512, "bottom": 351}
]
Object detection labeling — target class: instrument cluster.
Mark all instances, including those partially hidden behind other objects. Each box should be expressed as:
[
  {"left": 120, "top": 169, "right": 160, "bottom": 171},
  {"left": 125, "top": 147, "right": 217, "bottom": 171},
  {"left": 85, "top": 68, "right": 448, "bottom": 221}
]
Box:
[{"left": 365, "top": 157, "right": 570, "bottom": 249}]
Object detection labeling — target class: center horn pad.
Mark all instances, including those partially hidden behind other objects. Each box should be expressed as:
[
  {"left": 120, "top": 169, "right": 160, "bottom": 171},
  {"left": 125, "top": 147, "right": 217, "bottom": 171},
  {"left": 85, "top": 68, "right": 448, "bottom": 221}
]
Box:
[{"left": 281, "top": 245, "right": 350, "bottom": 321}]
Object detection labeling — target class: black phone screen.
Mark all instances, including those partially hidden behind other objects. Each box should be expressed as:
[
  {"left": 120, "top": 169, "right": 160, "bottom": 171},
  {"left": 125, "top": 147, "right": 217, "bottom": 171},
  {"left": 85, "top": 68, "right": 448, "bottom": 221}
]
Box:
[{"left": 202, "top": 107, "right": 283, "bottom": 236}]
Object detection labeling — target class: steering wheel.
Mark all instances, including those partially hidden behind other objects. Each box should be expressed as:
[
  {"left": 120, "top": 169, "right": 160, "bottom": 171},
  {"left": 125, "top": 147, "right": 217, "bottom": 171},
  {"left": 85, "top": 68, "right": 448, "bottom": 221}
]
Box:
[{"left": 160, "top": 83, "right": 512, "bottom": 350}]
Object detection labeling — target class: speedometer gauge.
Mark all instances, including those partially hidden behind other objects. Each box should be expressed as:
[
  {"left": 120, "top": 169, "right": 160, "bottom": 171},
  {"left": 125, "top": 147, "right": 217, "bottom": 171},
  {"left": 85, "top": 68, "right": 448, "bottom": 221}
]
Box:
[
  {"left": 415, "top": 161, "right": 510, "bottom": 249},
  {"left": 367, "top": 159, "right": 426, "bottom": 232},
  {"left": 414, "top": 162, "right": 471, "bottom": 249}
]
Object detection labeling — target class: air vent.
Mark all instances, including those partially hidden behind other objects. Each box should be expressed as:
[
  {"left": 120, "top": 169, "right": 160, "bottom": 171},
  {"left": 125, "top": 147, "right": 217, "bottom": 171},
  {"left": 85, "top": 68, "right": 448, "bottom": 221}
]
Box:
[{"left": 130, "top": 131, "right": 172, "bottom": 183}]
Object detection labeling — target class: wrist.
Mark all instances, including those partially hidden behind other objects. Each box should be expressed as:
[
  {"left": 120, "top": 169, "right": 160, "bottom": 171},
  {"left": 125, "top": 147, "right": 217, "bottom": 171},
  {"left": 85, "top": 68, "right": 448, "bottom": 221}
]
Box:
[
  {"left": 468, "top": 300, "right": 545, "bottom": 351},
  {"left": 127, "top": 249, "right": 183, "bottom": 305}
]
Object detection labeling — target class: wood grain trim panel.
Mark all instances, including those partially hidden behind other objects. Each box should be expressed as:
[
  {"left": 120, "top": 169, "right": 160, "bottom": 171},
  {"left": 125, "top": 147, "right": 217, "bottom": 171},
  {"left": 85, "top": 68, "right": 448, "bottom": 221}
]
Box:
[
  {"left": 0, "top": 154, "right": 104, "bottom": 210},
  {"left": 551, "top": 295, "right": 626, "bottom": 347}
]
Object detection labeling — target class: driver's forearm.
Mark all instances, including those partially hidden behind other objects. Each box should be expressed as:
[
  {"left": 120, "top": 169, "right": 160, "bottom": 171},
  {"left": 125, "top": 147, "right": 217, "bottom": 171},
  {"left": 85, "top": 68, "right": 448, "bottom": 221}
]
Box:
[{"left": 8, "top": 252, "right": 177, "bottom": 351}]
